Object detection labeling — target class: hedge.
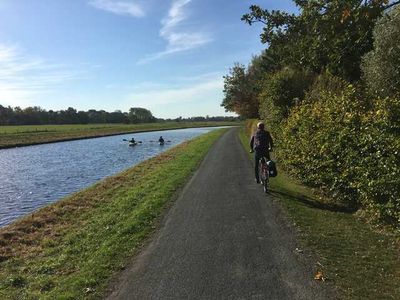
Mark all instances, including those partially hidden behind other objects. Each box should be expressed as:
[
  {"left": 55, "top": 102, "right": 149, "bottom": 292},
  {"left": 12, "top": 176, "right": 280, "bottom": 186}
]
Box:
[{"left": 276, "top": 84, "right": 400, "bottom": 226}]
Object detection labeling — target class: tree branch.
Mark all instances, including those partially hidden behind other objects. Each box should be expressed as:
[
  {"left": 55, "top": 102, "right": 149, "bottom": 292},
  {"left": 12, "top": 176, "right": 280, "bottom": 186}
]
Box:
[
  {"left": 249, "top": 19, "right": 268, "bottom": 25},
  {"left": 385, "top": 0, "right": 400, "bottom": 10}
]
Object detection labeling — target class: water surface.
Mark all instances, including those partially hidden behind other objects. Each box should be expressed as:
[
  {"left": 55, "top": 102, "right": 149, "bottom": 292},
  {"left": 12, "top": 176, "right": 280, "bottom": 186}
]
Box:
[{"left": 0, "top": 127, "right": 222, "bottom": 226}]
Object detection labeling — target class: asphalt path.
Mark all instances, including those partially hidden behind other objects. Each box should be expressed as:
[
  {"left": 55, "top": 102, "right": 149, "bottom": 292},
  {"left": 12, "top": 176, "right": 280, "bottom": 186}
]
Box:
[{"left": 106, "top": 128, "right": 329, "bottom": 300}]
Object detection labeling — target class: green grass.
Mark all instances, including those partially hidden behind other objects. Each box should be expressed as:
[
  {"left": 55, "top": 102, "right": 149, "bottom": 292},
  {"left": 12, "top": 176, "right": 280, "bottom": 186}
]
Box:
[
  {"left": 0, "top": 121, "right": 238, "bottom": 148},
  {"left": 0, "top": 128, "right": 227, "bottom": 299},
  {"left": 239, "top": 128, "right": 400, "bottom": 300}
]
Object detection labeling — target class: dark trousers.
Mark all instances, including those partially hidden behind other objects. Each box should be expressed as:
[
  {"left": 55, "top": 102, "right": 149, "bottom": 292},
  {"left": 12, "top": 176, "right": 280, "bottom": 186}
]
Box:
[{"left": 254, "top": 151, "right": 270, "bottom": 180}]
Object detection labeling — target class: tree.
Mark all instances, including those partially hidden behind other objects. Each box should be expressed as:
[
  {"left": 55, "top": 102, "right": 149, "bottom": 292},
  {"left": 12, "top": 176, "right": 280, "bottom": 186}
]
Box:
[
  {"left": 57, "top": 107, "right": 79, "bottom": 124},
  {"left": 109, "top": 110, "right": 128, "bottom": 123},
  {"left": 0, "top": 105, "right": 15, "bottom": 125},
  {"left": 362, "top": 5, "right": 400, "bottom": 97},
  {"left": 242, "top": 0, "right": 399, "bottom": 81},
  {"left": 77, "top": 111, "right": 89, "bottom": 124},
  {"left": 258, "top": 68, "right": 315, "bottom": 129},
  {"left": 221, "top": 63, "right": 260, "bottom": 118},
  {"left": 128, "top": 107, "right": 155, "bottom": 123},
  {"left": 21, "top": 106, "right": 47, "bottom": 124}
]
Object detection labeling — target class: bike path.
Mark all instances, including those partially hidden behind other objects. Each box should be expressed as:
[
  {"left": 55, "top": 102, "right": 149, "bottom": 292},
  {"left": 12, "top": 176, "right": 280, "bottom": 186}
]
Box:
[{"left": 106, "top": 128, "right": 329, "bottom": 300}]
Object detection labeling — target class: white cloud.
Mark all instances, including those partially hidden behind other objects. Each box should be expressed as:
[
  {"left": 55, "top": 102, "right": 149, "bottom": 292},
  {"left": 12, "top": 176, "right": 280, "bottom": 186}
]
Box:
[
  {"left": 89, "top": 0, "right": 145, "bottom": 18},
  {"left": 138, "top": 0, "right": 212, "bottom": 64},
  {"left": 0, "top": 44, "right": 86, "bottom": 108},
  {"left": 123, "top": 74, "right": 222, "bottom": 111}
]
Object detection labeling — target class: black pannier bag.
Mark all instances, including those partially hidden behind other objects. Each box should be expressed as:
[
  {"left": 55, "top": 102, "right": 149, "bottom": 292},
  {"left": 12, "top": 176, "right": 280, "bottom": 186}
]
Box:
[{"left": 267, "top": 160, "right": 278, "bottom": 177}]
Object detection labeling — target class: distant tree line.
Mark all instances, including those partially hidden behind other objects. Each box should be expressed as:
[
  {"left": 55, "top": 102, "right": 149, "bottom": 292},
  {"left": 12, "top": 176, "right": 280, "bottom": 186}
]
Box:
[
  {"left": 0, "top": 105, "right": 239, "bottom": 125},
  {"left": 163, "top": 116, "right": 240, "bottom": 123},
  {"left": 0, "top": 106, "right": 152, "bottom": 125}
]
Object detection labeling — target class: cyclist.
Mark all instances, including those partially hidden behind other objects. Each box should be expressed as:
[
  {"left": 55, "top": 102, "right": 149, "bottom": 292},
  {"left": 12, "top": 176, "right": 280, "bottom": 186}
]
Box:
[{"left": 250, "top": 122, "right": 274, "bottom": 183}]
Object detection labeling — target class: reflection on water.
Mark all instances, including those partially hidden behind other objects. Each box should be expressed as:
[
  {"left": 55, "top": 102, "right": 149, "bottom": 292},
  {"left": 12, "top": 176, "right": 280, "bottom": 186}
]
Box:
[{"left": 0, "top": 127, "right": 221, "bottom": 227}]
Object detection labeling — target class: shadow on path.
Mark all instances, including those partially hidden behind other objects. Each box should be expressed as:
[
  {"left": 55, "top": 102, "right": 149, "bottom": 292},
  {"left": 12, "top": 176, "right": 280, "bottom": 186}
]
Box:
[{"left": 268, "top": 188, "right": 357, "bottom": 214}]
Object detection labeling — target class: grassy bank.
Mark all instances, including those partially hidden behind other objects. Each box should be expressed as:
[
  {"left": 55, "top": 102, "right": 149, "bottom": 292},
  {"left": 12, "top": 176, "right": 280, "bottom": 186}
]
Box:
[
  {"left": 239, "top": 128, "right": 400, "bottom": 300},
  {"left": 0, "top": 121, "right": 237, "bottom": 149},
  {"left": 0, "top": 128, "right": 226, "bottom": 299}
]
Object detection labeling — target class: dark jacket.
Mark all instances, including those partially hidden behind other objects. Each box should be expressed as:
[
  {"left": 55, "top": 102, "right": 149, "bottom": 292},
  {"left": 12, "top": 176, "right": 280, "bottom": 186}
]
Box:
[{"left": 250, "top": 129, "right": 273, "bottom": 153}]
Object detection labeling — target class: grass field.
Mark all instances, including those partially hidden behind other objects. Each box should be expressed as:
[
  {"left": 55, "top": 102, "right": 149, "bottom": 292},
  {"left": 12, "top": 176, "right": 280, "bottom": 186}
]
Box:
[
  {"left": 239, "top": 128, "right": 400, "bottom": 300},
  {"left": 0, "top": 128, "right": 226, "bottom": 299},
  {"left": 0, "top": 121, "right": 238, "bottom": 149}
]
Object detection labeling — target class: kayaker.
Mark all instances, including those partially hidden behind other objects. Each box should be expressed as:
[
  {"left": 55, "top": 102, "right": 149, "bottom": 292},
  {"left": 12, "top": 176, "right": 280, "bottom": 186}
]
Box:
[
  {"left": 159, "top": 136, "right": 165, "bottom": 144},
  {"left": 129, "top": 137, "right": 136, "bottom": 144}
]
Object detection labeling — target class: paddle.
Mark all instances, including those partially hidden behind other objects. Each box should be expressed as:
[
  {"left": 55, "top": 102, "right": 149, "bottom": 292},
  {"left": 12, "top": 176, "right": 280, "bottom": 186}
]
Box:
[{"left": 123, "top": 139, "right": 142, "bottom": 143}]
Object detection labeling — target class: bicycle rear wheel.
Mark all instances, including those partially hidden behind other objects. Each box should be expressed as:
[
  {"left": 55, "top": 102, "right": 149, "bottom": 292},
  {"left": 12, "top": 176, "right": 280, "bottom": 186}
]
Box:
[
  {"left": 258, "top": 158, "right": 269, "bottom": 193},
  {"left": 263, "top": 177, "right": 269, "bottom": 193}
]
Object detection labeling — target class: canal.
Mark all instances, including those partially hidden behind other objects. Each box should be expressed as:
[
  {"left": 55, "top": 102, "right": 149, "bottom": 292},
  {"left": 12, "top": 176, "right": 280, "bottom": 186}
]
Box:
[{"left": 0, "top": 127, "right": 224, "bottom": 226}]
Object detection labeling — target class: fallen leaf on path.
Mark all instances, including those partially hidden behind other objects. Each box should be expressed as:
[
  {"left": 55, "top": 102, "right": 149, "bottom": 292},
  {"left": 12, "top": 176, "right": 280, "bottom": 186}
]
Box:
[{"left": 314, "top": 271, "right": 325, "bottom": 281}]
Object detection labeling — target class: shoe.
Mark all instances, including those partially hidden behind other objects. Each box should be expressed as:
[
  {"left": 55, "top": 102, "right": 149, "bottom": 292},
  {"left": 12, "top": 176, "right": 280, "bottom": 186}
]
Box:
[{"left": 255, "top": 179, "right": 260, "bottom": 184}]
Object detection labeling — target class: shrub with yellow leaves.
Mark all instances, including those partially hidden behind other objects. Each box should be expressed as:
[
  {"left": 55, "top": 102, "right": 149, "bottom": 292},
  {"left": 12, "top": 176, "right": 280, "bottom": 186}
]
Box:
[{"left": 277, "top": 75, "right": 400, "bottom": 226}]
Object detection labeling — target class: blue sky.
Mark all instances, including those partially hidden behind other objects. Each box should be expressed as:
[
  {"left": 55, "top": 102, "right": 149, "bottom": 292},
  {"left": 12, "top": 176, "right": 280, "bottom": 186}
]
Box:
[{"left": 0, "top": 0, "right": 296, "bottom": 118}]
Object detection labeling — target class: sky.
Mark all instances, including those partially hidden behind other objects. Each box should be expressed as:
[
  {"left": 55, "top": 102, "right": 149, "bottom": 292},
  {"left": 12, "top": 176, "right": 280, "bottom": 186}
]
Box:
[{"left": 0, "top": 0, "right": 297, "bottom": 119}]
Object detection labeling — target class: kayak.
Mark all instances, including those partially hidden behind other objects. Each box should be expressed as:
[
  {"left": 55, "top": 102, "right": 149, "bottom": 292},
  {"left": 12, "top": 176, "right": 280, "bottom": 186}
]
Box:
[
  {"left": 159, "top": 142, "right": 165, "bottom": 146},
  {"left": 129, "top": 142, "right": 137, "bottom": 147}
]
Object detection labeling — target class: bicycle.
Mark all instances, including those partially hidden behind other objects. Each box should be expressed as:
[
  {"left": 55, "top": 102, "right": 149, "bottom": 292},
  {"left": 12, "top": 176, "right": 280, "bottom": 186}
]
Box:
[{"left": 258, "top": 157, "right": 269, "bottom": 193}]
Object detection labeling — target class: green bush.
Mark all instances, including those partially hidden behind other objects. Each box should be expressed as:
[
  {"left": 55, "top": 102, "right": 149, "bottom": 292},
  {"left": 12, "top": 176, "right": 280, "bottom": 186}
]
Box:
[
  {"left": 258, "top": 68, "right": 315, "bottom": 132},
  {"left": 362, "top": 6, "right": 400, "bottom": 97},
  {"left": 278, "top": 79, "right": 400, "bottom": 226},
  {"left": 357, "top": 97, "right": 400, "bottom": 224},
  {"left": 305, "top": 72, "right": 348, "bottom": 102},
  {"left": 280, "top": 84, "right": 364, "bottom": 209}
]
